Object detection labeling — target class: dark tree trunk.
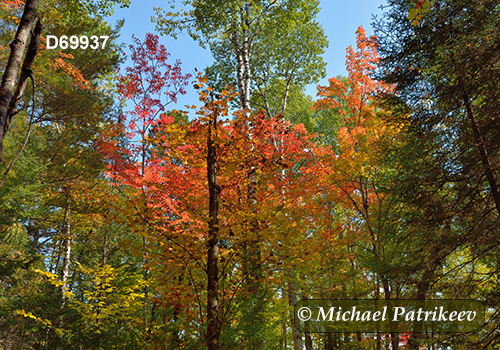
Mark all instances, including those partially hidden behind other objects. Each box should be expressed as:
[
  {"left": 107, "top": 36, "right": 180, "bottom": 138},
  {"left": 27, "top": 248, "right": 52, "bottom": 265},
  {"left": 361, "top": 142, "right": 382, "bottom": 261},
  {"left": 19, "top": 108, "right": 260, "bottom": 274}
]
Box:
[
  {"left": 305, "top": 332, "right": 313, "bottom": 350},
  {"left": 206, "top": 104, "right": 221, "bottom": 350},
  {"left": 381, "top": 280, "right": 399, "bottom": 350},
  {"left": 287, "top": 269, "right": 303, "bottom": 350},
  {"left": 0, "top": 0, "right": 39, "bottom": 163}
]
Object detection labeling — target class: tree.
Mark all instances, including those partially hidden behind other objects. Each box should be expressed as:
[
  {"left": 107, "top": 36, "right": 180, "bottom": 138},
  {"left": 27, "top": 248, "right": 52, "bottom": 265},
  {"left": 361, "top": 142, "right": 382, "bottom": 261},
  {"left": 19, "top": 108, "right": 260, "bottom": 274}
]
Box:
[
  {"left": 100, "top": 68, "right": 331, "bottom": 350},
  {"left": 204, "top": 13, "right": 327, "bottom": 117},
  {"left": 0, "top": 0, "right": 131, "bottom": 164},
  {"left": 312, "top": 26, "right": 410, "bottom": 349},
  {"left": 156, "top": 5, "right": 328, "bottom": 348},
  {"left": 154, "top": 0, "right": 326, "bottom": 116},
  {"left": 101, "top": 32, "right": 192, "bottom": 345},
  {"left": 376, "top": 0, "right": 500, "bottom": 217},
  {"left": 374, "top": 0, "right": 500, "bottom": 347},
  {"left": 0, "top": 0, "right": 40, "bottom": 164},
  {"left": 0, "top": 2, "right": 143, "bottom": 348}
]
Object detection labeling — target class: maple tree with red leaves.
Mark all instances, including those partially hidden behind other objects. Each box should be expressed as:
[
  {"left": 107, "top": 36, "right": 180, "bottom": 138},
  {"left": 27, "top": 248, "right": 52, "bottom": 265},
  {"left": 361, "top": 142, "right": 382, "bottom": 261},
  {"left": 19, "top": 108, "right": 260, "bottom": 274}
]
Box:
[
  {"left": 101, "top": 83, "right": 331, "bottom": 348},
  {"left": 314, "top": 26, "right": 394, "bottom": 184},
  {"left": 99, "top": 30, "right": 333, "bottom": 348},
  {"left": 98, "top": 33, "right": 192, "bottom": 343},
  {"left": 113, "top": 33, "right": 191, "bottom": 177}
]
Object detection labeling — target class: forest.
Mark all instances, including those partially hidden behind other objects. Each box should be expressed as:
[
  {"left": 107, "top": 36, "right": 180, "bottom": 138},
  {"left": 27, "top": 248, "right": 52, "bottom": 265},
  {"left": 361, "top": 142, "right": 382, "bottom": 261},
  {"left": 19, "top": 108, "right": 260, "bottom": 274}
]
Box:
[{"left": 1, "top": 0, "right": 499, "bottom": 349}]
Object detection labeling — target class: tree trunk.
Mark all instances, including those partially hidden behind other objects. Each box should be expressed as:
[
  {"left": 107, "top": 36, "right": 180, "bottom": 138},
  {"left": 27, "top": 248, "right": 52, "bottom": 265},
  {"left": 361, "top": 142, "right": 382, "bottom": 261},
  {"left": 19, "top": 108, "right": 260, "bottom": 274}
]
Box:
[
  {"left": 280, "top": 304, "right": 287, "bottom": 350},
  {"left": 101, "top": 234, "right": 108, "bottom": 267},
  {"left": 60, "top": 198, "right": 72, "bottom": 303},
  {"left": 0, "top": 0, "right": 39, "bottom": 163},
  {"left": 407, "top": 224, "right": 449, "bottom": 350},
  {"left": 381, "top": 278, "right": 399, "bottom": 350},
  {"left": 305, "top": 332, "right": 313, "bottom": 350},
  {"left": 230, "top": 2, "right": 253, "bottom": 117},
  {"left": 171, "top": 305, "right": 182, "bottom": 350},
  {"left": 206, "top": 104, "right": 221, "bottom": 350},
  {"left": 287, "top": 270, "right": 303, "bottom": 350},
  {"left": 407, "top": 269, "right": 432, "bottom": 350},
  {"left": 241, "top": 2, "right": 252, "bottom": 114},
  {"left": 324, "top": 332, "right": 339, "bottom": 350},
  {"left": 234, "top": 5, "right": 266, "bottom": 342},
  {"left": 232, "top": 28, "right": 251, "bottom": 117},
  {"left": 58, "top": 191, "right": 71, "bottom": 332},
  {"left": 281, "top": 74, "right": 293, "bottom": 117},
  {"left": 96, "top": 234, "right": 108, "bottom": 323},
  {"left": 374, "top": 275, "right": 381, "bottom": 350},
  {"left": 68, "top": 231, "right": 92, "bottom": 292}
]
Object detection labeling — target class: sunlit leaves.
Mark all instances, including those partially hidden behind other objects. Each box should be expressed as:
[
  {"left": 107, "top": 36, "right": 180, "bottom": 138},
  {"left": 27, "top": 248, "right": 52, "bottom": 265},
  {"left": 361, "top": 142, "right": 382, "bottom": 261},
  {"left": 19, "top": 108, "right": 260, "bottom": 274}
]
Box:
[
  {"left": 99, "top": 39, "right": 331, "bottom": 343},
  {"left": 408, "top": 0, "right": 432, "bottom": 26},
  {"left": 314, "top": 26, "right": 394, "bottom": 170}
]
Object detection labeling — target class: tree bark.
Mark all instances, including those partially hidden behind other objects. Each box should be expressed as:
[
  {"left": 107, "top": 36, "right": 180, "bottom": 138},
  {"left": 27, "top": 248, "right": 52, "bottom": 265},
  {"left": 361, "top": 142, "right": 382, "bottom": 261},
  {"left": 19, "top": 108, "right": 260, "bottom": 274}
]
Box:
[
  {"left": 381, "top": 279, "right": 399, "bottom": 350},
  {"left": 280, "top": 294, "right": 287, "bottom": 350},
  {"left": 234, "top": 4, "right": 266, "bottom": 343},
  {"left": 58, "top": 190, "right": 71, "bottom": 333},
  {"left": 287, "top": 269, "right": 303, "bottom": 350},
  {"left": 96, "top": 234, "right": 108, "bottom": 323},
  {"left": 281, "top": 73, "right": 293, "bottom": 117},
  {"left": 229, "top": 1, "right": 258, "bottom": 117},
  {"left": 305, "top": 332, "right": 313, "bottom": 350},
  {"left": 231, "top": 27, "right": 252, "bottom": 116},
  {"left": 8, "top": 20, "right": 42, "bottom": 118},
  {"left": 241, "top": 2, "right": 252, "bottom": 114},
  {"left": 0, "top": 0, "right": 39, "bottom": 163},
  {"left": 101, "top": 234, "right": 108, "bottom": 267},
  {"left": 60, "top": 196, "right": 72, "bottom": 302},
  {"left": 206, "top": 103, "right": 221, "bottom": 350}
]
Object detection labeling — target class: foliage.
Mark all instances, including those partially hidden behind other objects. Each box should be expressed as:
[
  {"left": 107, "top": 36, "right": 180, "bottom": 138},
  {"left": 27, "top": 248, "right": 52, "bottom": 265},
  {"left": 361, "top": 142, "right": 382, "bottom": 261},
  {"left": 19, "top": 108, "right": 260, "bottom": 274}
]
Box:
[
  {"left": 154, "top": 0, "right": 327, "bottom": 118},
  {"left": 98, "top": 31, "right": 333, "bottom": 348},
  {"left": 204, "top": 13, "right": 327, "bottom": 116},
  {"left": 408, "top": 0, "right": 432, "bottom": 26},
  {"left": 375, "top": 0, "right": 500, "bottom": 347},
  {"left": 2, "top": 0, "right": 499, "bottom": 349}
]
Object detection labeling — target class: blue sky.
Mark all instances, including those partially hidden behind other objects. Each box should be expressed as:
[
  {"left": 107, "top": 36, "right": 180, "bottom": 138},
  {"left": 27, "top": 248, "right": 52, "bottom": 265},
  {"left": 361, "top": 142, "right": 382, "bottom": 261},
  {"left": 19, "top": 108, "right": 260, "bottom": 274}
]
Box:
[{"left": 109, "top": 0, "right": 386, "bottom": 111}]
